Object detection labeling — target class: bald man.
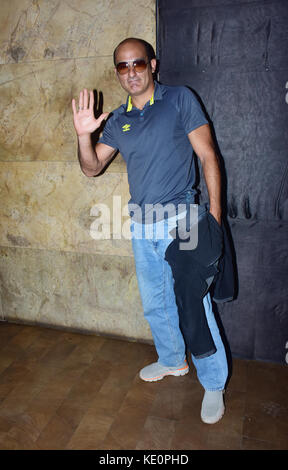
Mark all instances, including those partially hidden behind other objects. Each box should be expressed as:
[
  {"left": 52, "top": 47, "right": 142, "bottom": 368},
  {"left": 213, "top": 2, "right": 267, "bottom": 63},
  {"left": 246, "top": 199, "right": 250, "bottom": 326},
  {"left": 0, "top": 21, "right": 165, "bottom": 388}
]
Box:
[{"left": 72, "top": 38, "right": 228, "bottom": 424}]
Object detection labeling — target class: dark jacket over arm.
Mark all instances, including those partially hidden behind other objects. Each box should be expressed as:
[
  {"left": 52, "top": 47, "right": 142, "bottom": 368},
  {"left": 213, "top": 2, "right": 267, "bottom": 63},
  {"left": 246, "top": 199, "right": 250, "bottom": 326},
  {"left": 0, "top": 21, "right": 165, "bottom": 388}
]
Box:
[{"left": 164, "top": 204, "right": 235, "bottom": 359}]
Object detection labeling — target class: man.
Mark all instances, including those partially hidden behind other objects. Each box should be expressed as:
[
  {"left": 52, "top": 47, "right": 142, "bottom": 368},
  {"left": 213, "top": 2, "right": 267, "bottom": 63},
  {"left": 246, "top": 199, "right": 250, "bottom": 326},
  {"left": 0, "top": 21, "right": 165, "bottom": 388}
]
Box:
[{"left": 72, "top": 38, "right": 228, "bottom": 424}]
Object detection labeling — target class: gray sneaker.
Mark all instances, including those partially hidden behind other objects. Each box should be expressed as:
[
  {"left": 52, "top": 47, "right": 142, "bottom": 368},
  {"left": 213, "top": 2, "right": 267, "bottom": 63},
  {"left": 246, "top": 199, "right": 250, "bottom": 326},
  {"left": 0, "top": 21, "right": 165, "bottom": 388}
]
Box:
[
  {"left": 139, "top": 360, "right": 189, "bottom": 382},
  {"left": 201, "top": 390, "right": 225, "bottom": 424}
]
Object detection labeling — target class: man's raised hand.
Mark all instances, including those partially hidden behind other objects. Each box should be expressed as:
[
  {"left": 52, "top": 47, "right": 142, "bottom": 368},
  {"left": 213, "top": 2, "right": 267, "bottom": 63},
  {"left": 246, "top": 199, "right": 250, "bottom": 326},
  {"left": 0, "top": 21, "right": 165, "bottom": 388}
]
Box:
[{"left": 72, "top": 89, "right": 109, "bottom": 137}]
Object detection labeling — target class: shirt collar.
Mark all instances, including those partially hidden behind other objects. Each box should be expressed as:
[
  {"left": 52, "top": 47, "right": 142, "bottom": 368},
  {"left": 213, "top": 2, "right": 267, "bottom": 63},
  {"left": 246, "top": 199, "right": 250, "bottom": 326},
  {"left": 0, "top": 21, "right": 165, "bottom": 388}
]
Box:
[{"left": 126, "top": 81, "right": 163, "bottom": 112}]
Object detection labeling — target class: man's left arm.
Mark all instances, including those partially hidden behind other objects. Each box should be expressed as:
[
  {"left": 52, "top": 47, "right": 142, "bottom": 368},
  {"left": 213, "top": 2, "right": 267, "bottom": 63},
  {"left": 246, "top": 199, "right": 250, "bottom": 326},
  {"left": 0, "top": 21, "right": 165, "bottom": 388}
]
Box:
[{"left": 188, "top": 123, "right": 222, "bottom": 225}]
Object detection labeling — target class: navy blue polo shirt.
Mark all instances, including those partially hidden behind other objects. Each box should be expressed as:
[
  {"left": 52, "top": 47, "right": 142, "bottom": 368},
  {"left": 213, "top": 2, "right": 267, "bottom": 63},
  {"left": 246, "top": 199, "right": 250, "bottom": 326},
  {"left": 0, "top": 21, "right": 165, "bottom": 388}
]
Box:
[{"left": 99, "top": 81, "right": 208, "bottom": 223}]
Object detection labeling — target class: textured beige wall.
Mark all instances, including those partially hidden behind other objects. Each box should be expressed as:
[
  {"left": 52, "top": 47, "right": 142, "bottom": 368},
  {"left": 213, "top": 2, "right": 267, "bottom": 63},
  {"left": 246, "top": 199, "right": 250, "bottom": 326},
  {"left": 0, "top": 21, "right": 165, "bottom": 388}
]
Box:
[{"left": 0, "top": 0, "right": 156, "bottom": 341}]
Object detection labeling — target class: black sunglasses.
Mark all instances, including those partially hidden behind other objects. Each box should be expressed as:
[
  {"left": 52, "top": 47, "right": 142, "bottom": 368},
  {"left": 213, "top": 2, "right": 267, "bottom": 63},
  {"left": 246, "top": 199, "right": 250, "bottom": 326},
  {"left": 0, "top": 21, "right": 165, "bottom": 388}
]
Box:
[{"left": 116, "top": 58, "right": 149, "bottom": 75}]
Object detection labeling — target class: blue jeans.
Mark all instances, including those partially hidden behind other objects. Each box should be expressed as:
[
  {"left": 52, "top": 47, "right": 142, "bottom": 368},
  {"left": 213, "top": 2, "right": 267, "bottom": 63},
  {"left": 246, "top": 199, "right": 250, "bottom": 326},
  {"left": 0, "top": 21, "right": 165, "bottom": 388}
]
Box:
[{"left": 131, "top": 214, "right": 228, "bottom": 391}]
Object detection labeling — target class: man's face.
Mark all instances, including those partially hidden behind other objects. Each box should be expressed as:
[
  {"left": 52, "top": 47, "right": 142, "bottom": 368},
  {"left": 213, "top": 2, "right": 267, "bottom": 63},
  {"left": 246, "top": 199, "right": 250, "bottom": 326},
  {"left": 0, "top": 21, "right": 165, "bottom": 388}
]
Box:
[{"left": 114, "top": 41, "right": 156, "bottom": 97}]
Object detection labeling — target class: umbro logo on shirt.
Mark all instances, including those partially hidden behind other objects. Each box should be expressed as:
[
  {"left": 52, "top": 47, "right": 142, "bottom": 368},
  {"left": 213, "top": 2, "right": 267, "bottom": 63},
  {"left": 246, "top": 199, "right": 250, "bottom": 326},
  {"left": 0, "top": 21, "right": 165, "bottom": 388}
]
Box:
[{"left": 122, "top": 124, "right": 131, "bottom": 132}]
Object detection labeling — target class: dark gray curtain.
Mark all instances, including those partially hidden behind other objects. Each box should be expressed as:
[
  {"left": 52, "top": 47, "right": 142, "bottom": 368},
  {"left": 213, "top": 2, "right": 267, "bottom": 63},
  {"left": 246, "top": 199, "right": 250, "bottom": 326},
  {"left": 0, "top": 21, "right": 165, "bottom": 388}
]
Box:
[{"left": 157, "top": 0, "right": 288, "bottom": 364}]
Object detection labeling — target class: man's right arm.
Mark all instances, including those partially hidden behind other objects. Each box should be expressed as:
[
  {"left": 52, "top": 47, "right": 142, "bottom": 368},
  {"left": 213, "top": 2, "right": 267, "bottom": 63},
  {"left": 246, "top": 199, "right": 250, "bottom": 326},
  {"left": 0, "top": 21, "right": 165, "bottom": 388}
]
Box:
[
  {"left": 77, "top": 135, "right": 116, "bottom": 177},
  {"left": 72, "top": 88, "right": 117, "bottom": 177}
]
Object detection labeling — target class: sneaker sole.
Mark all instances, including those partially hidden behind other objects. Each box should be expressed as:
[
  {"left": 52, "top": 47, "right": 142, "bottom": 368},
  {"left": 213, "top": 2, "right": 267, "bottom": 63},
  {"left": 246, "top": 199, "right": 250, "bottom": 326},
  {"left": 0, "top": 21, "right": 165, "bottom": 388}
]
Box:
[
  {"left": 201, "top": 406, "right": 225, "bottom": 424},
  {"left": 140, "top": 365, "right": 189, "bottom": 382}
]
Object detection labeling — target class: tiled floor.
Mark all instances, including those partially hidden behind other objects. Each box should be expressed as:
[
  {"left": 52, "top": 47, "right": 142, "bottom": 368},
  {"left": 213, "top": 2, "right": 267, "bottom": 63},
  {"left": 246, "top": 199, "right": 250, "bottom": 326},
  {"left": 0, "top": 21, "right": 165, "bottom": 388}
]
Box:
[{"left": 0, "top": 322, "right": 287, "bottom": 450}]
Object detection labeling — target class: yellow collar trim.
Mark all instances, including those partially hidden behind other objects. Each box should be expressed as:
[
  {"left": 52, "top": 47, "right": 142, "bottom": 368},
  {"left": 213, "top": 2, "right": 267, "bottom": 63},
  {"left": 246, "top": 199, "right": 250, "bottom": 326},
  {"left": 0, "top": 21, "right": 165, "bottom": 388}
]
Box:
[
  {"left": 126, "top": 91, "right": 155, "bottom": 112},
  {"left": 127, "top": 96, "right": 133, "bottom": 112}
]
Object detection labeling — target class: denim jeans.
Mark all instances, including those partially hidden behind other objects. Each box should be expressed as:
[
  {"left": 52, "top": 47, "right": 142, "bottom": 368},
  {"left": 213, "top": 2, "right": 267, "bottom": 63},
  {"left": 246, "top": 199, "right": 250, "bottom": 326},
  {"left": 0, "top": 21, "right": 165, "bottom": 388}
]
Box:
[{"left": 131, "top": 213, "right": 228, "bottom": 391}]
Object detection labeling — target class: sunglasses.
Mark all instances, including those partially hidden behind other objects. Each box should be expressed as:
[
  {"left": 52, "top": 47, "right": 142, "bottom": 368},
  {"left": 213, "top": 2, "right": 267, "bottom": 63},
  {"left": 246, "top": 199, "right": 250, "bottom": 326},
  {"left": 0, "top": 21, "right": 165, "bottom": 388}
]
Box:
[{"left": 116, "top": 58, "right": 149, "bottom": 75}]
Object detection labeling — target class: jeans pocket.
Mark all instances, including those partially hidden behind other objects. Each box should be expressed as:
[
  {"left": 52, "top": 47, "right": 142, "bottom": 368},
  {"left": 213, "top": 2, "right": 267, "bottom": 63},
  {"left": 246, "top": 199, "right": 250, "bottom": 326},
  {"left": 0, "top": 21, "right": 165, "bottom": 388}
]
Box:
[
  {"left": 197, "top": 204, "right": 207, "bottom": 222},
  {"left": 207, "top": 211, "right": 222, "bottom": 233}
]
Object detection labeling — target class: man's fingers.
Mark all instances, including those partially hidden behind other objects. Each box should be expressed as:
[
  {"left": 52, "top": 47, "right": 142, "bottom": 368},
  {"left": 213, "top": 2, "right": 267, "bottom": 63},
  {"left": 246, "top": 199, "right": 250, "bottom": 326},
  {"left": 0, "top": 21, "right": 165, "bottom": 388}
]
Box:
[
  {"left": 83, "top": 88, "right": 88, "bottom": 109},
  {"left": 89, "top": 90, "right": 94, "bottom": 111},
  {"left": 72, "top": 91, "right": 107, "bottom": 134},
  {"left": 97, "top": 112, "right": 109, "bottom": 125},
  {"left": 72, "top": 98, "right": 77, "bottom": 115},
  {"left": 79, "top": 90, "right": 84, "bottom": 110}
]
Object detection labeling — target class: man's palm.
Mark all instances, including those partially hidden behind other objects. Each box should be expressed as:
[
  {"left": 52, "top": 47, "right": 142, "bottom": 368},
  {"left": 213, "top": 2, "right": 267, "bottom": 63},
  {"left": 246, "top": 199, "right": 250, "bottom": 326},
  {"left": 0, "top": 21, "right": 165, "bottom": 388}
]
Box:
[{"left": 72, "top": 89, "right": 108, "bottom": 136}]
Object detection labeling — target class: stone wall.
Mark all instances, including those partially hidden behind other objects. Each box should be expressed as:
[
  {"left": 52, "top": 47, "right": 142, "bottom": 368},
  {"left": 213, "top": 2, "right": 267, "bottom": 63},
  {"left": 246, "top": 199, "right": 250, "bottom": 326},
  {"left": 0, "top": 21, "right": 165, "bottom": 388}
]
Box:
[{"left": 0, "top": 0, "right": 156, "bottom": 341}]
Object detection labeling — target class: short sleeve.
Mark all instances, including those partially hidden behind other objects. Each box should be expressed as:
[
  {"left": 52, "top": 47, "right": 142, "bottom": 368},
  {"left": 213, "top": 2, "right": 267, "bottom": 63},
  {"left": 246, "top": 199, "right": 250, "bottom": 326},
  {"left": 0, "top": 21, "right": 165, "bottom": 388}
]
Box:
[
  {"left": 178, "top": 87, "right": 208, "bottom": 134},
  {"left": 98, "top": 115, "right": 118, "bottom": 150}
]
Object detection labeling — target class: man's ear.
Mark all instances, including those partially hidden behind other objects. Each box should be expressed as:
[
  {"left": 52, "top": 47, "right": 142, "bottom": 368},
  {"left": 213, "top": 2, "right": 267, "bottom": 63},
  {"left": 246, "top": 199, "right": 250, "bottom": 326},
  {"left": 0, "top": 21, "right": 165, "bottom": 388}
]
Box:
[{"left": 150, "top": 58, "right": 157, "bottom": 74}]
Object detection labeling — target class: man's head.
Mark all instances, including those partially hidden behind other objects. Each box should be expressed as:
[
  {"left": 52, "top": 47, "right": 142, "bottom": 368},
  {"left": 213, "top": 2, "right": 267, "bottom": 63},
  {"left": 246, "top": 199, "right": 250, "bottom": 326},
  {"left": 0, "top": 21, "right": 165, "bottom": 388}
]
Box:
[{"left": 113, "top": 38, "right": 157, "bottom": 97}]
